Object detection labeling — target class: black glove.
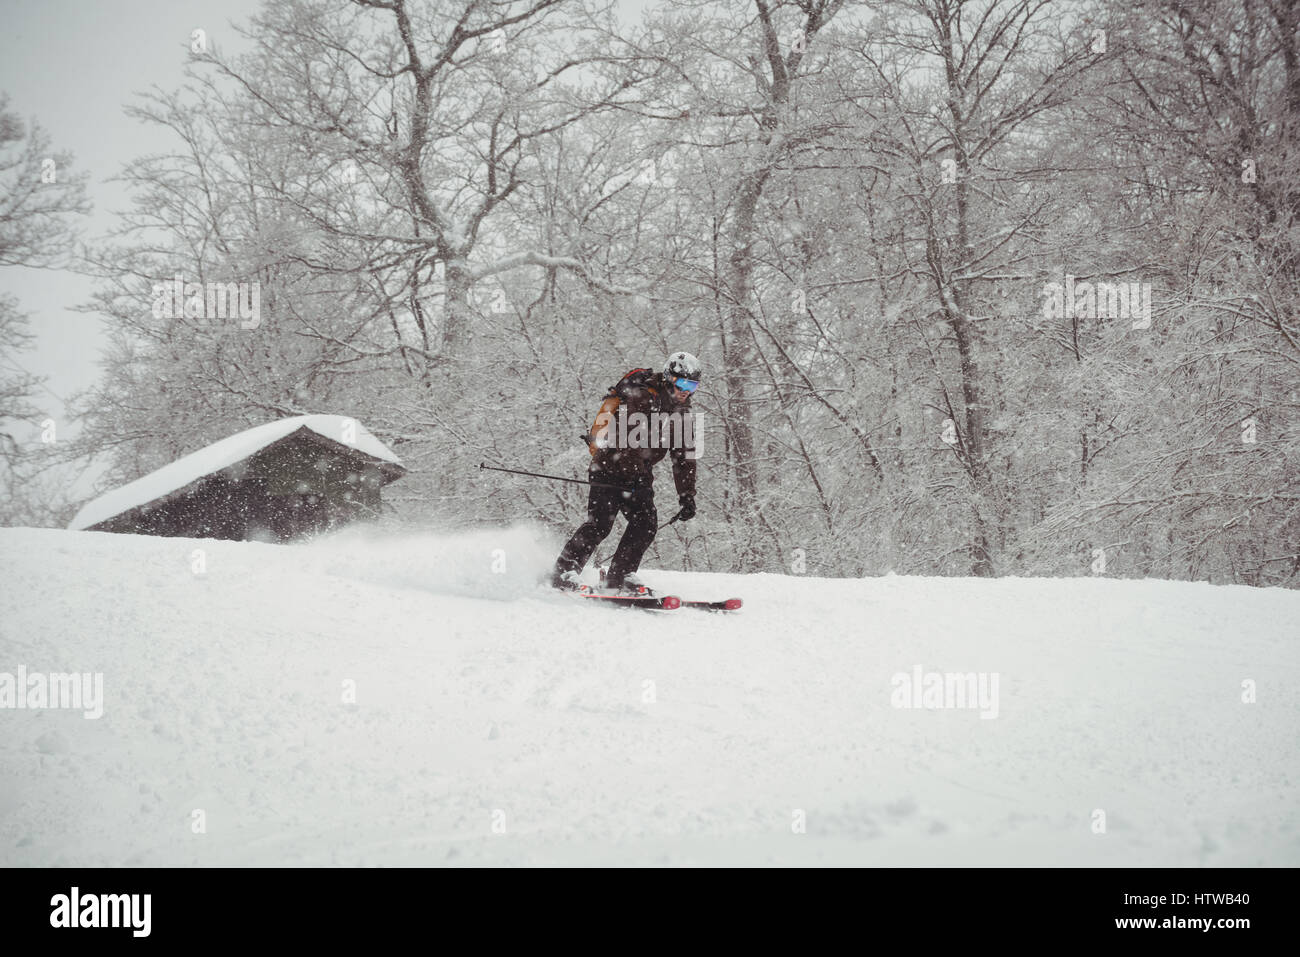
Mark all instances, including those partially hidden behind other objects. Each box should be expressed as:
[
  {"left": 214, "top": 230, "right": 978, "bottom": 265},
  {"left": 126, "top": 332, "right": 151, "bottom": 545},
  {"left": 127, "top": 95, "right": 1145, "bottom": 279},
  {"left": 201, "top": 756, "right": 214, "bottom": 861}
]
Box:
[{"left": 677, "top": 494, "right": 696, "bottom": 521}]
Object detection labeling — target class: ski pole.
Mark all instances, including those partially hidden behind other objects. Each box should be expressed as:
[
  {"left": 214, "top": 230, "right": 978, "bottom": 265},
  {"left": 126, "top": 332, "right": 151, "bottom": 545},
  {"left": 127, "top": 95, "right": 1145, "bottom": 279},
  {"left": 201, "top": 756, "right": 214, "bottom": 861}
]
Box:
[
  {"left": 657, "top": 511, "right": 684, "bottom": 532},
  {"left": 478, "top": 461, "right": 634, "bottom": 491}
]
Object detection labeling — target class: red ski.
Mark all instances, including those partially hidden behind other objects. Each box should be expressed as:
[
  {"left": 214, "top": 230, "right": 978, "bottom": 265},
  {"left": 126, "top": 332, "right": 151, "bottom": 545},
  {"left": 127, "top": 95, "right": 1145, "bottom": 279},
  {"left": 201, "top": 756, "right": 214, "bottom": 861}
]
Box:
[
  {"left": 590, "top": 569, "right": 738, "bottom": 610},
  {"left": 570, "top": 587, "right": 681, "bottom": 610},
  {"left": 680, "top": 598, "right": 743, "bottom": 612}
]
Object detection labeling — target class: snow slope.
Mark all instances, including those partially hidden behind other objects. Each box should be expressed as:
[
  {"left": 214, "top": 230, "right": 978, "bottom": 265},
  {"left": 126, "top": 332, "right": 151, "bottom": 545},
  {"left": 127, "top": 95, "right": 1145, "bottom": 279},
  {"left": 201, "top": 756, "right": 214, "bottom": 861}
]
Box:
[{"left": 1, "top": 525, "right": 1297, "bottom": 866}]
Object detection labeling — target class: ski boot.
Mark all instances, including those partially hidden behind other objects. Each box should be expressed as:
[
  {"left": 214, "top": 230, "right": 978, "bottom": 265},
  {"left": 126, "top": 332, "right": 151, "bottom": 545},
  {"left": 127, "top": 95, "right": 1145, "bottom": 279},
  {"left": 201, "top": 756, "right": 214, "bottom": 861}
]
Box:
[
  {"left": 551, "top": 569, "right": 583, "bottom": 592},
  {"left": 601, "top": 568, "right": 655, "bottom": 597}
]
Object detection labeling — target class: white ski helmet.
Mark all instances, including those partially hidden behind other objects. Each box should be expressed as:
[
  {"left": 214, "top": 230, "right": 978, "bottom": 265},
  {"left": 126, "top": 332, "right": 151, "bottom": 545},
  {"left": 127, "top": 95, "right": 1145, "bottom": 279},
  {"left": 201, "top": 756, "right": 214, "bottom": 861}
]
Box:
[{"left": 663, "top": 351, "right": 702, "bottom": 383}]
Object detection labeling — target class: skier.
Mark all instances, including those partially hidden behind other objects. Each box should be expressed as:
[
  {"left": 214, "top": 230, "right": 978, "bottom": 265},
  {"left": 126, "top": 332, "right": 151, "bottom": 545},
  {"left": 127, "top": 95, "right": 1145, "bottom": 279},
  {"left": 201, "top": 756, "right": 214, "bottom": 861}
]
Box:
[{"left": 551, "top": 352, "right": 701, "bottom": 595}]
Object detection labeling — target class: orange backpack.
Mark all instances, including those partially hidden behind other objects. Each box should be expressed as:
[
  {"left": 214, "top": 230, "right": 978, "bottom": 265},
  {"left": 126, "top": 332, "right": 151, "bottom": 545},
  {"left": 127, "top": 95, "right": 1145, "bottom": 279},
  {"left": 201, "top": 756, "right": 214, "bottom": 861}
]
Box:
[{"left": 585, "top": 368, "right": 657, "bottom": 454}]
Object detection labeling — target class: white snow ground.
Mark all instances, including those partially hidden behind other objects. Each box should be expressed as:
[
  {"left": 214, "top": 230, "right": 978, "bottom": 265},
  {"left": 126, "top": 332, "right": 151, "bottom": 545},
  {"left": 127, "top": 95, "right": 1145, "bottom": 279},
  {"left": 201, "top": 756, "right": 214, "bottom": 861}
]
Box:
[{"left": 1, "top": 525, "right": 1297, "bottom": 867}]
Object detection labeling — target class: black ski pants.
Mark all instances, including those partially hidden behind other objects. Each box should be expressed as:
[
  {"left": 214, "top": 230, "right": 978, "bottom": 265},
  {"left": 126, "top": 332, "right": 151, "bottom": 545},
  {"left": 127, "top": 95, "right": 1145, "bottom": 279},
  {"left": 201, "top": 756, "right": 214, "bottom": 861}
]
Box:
[{"left": 555, "top": 475, "right": 657, "bottom": 584}]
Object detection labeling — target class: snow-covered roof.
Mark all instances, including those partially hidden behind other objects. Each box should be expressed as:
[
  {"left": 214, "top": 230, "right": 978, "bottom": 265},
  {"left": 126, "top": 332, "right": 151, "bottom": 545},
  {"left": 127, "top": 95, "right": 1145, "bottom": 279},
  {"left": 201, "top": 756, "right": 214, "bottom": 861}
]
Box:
[{"left": 69, "top": 415, "right": 404, "bottom": 532}]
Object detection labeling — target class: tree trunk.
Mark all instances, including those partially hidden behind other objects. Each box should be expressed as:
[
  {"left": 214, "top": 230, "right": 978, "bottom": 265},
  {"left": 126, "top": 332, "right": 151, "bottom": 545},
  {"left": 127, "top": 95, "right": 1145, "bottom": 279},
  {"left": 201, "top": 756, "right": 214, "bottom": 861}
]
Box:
[
  {"left": 443, "top": 258, "right": 474, "bottom": 366},
  {"left": 722, "top": 174, "right": 767, "bottom": 510}
]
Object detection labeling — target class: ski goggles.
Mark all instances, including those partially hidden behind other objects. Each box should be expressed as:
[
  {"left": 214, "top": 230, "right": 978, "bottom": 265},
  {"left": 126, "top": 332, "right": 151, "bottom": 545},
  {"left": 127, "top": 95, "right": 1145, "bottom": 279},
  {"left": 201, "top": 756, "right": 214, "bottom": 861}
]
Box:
[{"left": 671, "top": 377, "right": 700, "bottom": 394}]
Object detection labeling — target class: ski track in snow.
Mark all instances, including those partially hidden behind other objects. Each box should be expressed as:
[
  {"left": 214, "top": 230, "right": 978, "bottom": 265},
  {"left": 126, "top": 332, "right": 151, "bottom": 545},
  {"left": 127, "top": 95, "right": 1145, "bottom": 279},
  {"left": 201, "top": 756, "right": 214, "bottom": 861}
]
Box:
[{"left": 1, "top": 526, "right": 1297, "bottom": 866}]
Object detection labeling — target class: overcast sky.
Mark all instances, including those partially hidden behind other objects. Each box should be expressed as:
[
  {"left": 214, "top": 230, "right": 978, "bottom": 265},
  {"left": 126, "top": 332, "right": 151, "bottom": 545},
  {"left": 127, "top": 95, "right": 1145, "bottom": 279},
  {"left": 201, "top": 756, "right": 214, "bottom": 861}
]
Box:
[{"left": 1, "top": 0, "right": 263, "bottom": 437}]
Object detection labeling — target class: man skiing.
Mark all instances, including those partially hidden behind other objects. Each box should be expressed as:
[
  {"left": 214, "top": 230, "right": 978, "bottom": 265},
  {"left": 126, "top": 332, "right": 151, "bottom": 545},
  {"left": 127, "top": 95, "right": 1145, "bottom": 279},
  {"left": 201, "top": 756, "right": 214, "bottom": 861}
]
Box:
[{"left": 551, "top": 352, "right": 701, "bottom": 595}]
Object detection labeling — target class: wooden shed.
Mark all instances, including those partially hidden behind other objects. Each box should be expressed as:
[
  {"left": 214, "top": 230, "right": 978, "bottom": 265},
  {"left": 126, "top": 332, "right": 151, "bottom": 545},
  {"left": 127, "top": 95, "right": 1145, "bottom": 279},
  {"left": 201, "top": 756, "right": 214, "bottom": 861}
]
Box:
[{"left": 68, "top": 415, "right": 406, "bottom": 542}]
